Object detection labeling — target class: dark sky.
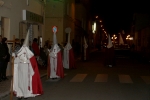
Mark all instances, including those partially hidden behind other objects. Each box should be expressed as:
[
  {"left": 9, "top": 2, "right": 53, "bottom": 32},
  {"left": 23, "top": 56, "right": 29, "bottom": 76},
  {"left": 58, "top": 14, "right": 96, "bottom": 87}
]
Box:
[{"left": 90, "top": 1, "right": 149, "bottom": 34}]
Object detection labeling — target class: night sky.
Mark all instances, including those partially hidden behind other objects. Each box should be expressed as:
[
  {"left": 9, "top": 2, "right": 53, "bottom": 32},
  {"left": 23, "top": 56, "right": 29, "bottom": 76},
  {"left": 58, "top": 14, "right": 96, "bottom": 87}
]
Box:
[{"left": 90, "top": 1, "right": 149, "bottom": 34}]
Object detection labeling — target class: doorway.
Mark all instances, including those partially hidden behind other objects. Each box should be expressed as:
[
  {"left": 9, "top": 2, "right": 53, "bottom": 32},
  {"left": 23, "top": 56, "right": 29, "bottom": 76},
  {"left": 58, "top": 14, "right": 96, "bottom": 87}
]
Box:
[{"left": 1, "top": 17, "right": 10, "bottom": 39}]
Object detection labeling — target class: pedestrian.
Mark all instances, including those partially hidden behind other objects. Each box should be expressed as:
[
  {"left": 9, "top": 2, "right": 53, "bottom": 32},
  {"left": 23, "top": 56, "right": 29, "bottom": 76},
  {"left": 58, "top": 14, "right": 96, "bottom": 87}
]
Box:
[
  {"left": 2, "top": 37, "right": 10, "bottom": 80},
  {"left": 20, "top": 39, "right": 24, "bottom": 47},
  {"left": 0, "top": 35, "right": 7, "bottom": 82},
  {"left": 105, "top": 34, "right": 115, "bottom": 67},
  {"left": 83, "top": 36, "right": 88, "bottom": 61},
  {"left": 32, "top": 38, "right": 40, "bottom": 57}
]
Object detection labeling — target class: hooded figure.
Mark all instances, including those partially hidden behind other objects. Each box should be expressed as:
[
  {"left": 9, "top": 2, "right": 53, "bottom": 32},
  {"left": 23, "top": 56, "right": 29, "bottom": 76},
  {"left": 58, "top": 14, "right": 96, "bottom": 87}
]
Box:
[
  {"left": 63, "top": 27, "right": 75, "bottom": 69},
  {"left": 12, "top": 30, "right": 43, "bottom": 99},
  {"left": 119, "top": 33, "right": 124, "bottom": 45},
  {"left": 83, "top": 36, "right": 88, "bottom": 61},
  {"left": 105, "top": 34, "right": 115, "bottom": 67},
  {"left": 47, "top": 29, "right": 64, "bottom": 79}
]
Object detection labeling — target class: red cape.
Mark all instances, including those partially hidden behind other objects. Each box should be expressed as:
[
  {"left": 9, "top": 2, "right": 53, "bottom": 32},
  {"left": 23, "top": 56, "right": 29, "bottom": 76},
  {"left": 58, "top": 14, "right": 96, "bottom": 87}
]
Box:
[
  {"left": 30, "top": 56, "right": 43, "bottom": 94},
  {"left": 69, "top": 48, "right": 76, "bottom": 69},
  {"left": 47, "top": 51, "right": 64, "bottom": 78}
]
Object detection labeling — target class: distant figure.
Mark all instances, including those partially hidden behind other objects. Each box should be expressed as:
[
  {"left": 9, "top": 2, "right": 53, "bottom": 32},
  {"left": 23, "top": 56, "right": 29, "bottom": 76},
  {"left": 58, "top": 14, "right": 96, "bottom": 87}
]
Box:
[
  {"left": 2, "top": 37, "right": 10, "bottom": 80},
  {"left": 0, "top": 35, "right": 7, "bottom": 82},
  {"left": 32, "top": 38, "right": 40, "bottom": 56},
  {"left": 29, "top": 41, "right": 34, "bottom": 53},
  {"left": 20, "top": 39, "right": 24, "bottom": 47},
  {"left": 83, "top": 36, "right": 88, "bottom": 61},
  {"left": 63, "top": 31, "right": 75, "bottom": 69},
  {"left": 105, "top": 34, "right": 115, "bottom": 67}
]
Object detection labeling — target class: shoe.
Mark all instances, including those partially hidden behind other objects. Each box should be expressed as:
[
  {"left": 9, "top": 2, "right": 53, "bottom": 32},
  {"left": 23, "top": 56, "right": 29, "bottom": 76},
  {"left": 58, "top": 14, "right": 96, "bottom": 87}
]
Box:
[
  {"left": 2, "top": 77, "right": 8, "bottom": 81},
  {"left": 17, "top": 98, "right": 22, "bottom": 100}
]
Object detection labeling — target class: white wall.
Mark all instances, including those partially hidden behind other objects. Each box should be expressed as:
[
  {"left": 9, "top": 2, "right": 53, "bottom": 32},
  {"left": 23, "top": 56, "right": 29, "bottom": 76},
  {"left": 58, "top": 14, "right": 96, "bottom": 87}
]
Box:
[
  {"left": 45, "top": 18, "right": 63, "bottom": 44},
  {"left": 0, "top": 0, "right": 44, "bottom": 39},
  {"left": 0, "top": 0, "right": 45, "bottom": 76},
  {"left": 75, "top": 4, "right": 86, "bottom": 30},
  {"left": 45, "top": 0, "right": 64, "bottom": 44}
]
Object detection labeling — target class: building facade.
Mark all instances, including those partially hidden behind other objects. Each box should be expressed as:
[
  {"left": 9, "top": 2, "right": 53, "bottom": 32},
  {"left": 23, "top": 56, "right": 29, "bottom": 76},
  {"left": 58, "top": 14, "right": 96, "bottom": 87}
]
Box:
[
  {"left": 0, "top": 0, "right": 46, "bottom": 76},
  {"left": 132, "top": 13, "right": 150, "bottom": 60},
  {"left": 45, "top": 0, "right": 75, "bottom": 46}
]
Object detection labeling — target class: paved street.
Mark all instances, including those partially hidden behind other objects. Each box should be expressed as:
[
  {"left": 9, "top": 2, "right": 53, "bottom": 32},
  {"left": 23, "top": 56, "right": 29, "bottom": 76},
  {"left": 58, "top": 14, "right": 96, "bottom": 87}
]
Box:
[{"left": 2, "top": 50, "right": 150, "bottom": 100}]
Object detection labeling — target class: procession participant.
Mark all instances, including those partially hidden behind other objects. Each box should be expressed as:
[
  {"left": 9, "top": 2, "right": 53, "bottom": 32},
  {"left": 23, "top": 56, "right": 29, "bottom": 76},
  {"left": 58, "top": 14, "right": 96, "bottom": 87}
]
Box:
[
  {"left": 83, "top": 36, "right": 88, "bottom": 61},
  {"left": 12, "top": 30, "right": 43, "bottom": 100},
  {"left": 63, "top": 27, "right": 75, "bottom": 69},
  {"left": 47, "top": 26, "right": 64, "bottom": 79},
  {"left": 105, "top": 34, "right": 115, "bottom": 67}
]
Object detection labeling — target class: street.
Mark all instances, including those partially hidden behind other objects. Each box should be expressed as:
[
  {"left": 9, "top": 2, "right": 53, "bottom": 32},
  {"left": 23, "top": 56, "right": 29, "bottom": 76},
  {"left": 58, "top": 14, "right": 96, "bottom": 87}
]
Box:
[{"left": 2, "top": 50, "right": 150, "bottom": 100}]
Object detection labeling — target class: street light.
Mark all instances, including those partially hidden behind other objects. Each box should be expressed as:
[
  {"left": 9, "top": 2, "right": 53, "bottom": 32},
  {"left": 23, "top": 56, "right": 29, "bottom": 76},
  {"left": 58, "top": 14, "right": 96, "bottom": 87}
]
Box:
[
  {"left": 96, "top": 16, "right": 98, "bottom": 18},
  {"left": 101, "top": 25, "right": 103, "bottom": 27},
  {"left": 100, "top": 20, "right": 102, "bottom": 22}
]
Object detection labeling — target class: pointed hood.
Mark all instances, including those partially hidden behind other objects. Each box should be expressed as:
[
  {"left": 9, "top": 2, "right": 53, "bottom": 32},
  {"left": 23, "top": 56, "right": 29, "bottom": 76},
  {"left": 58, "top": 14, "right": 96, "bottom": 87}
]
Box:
[
  {"left": 122, "top": 30, "right": 125, "bottom": 34},
  {"left": 83, "top": 36, "right": 88, "bottom": 48},
  {"left": 119, "top": 33, "right": 124, "bottom": 45},
  {"left": 65, "top": 27, "right": 71, "bottom": 43},
  {"left": 53, "top": 32, "right": 57, "bottom": 45},
  {"left": 50, "top": 28, "right": 60, "bottom": 54},
  {"left": 107, "top": 34, "right": 113, "bottom": 48},
  {"left": 68, "top": 32, "right": 70, "bottom": 43},
  {"left": 17, "top": 29, "right": 34, "bottom": 59},
  {"left": 64, "top": 27, "right": 72, "bottom": 50},
  {"left": 23, "top": 30, "right": 30, "bottom": 47}
]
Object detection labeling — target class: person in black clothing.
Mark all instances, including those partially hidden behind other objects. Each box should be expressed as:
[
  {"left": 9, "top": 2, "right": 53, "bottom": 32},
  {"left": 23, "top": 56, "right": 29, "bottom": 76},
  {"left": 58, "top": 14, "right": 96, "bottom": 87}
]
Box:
[
  {"left": 0, "top": 35, "right": 7, "bottom": 82},
  {"left": 20, "top": 39, "right": 24, "bottom": 47},
  {"left": 2, "top": 37, "right": 10, "bottom": 80}
]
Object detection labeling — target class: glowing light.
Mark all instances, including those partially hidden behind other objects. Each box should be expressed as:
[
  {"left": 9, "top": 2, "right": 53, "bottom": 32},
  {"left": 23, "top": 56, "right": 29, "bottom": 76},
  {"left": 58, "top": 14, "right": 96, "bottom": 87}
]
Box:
[
  {"left": 127, "top": 35, "right": 130, "bottom": 37},
  {"left": 96, "top": 16, "right": 98, "bottom": 18},
  {"left": 92, "top": 22, "right": 96, "bottom": 34},
  {"left": 100, "top": 20, "right": 102, "bottom": 22},
  {"left": 129, "top": 37, "right": 133, "bottom": 40},
  {"left": 94, "top": 22, "right": 96, "bottom": 30}
]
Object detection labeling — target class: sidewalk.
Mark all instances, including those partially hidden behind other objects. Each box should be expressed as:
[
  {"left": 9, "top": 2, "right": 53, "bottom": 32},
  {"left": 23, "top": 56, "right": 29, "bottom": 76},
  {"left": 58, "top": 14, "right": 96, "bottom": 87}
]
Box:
[{"left": 0, "top": 67, "right": 47, "bottom": 100}]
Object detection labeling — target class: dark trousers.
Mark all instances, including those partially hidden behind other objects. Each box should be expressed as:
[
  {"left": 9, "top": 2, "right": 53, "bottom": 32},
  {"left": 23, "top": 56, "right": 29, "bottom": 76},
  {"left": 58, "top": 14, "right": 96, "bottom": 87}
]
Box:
[
  {"left": 104, "top": 48, "right": 115, "bottom": 66},
  {"left": 0, "top": 62, "right": 3, "bottom": 79},
  {"left": 2, "top": 62, "right": 8, "bottom": 78}
]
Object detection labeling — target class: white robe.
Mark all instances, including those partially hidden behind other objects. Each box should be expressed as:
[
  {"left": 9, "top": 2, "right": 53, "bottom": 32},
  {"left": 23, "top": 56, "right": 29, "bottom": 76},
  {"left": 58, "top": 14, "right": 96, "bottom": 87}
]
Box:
[
  {"left": 63, "top": 43, "right": 72, "bottom": 69},
  {"left": 13, "top": 57, "right": 35, "bottom": 97},
  {"left": 49, "top": 44, "right": 60, "bottom": 78},
  {"left": 13, "top": 47, "right": 39, "bottom": 98}
]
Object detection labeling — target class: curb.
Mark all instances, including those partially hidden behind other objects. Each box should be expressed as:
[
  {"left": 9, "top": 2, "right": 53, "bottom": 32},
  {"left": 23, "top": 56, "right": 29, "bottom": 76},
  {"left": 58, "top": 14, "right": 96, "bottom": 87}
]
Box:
[{"left": 0, "top": 73, "right": 47, "bottom": 100}]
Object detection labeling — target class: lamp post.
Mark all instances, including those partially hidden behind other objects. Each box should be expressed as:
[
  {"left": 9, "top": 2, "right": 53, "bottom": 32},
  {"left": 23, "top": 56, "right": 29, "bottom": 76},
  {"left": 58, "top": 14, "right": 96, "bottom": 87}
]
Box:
[{"left": 112, "top": 34, "right": 117, "bottom": 48}]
